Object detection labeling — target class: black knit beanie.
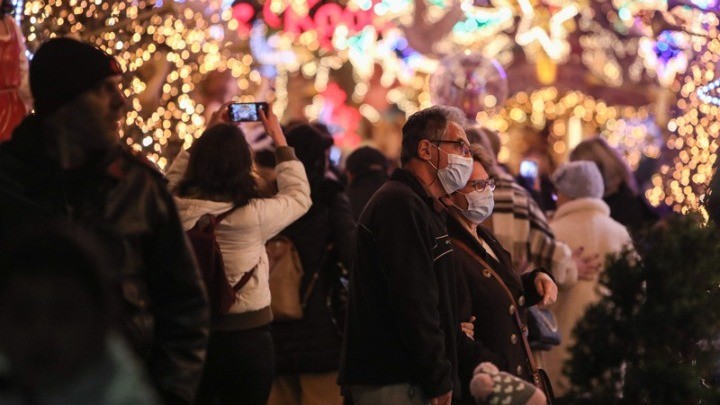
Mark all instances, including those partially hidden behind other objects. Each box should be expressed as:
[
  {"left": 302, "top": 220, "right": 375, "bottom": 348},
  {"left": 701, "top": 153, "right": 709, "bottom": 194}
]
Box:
[
  {"left": 346, "top": 146, "right": 388, "bottom": 177},
  {"left": 30, "top": 37, "right": 123, "bottom": 117},
  {"left": 286, "top": 124, "right": 334, "bottom": 177}
]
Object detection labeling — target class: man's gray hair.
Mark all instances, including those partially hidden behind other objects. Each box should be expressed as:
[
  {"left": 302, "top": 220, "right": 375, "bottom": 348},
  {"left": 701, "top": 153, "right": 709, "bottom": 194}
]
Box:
[{"left": 400, "top": 105, "right": 467, "bottom": 165}]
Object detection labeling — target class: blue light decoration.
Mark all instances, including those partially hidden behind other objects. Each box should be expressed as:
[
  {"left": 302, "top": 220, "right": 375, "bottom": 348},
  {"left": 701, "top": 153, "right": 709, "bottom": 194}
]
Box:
[
  {"left": 14, "top": 0, "right": 24, "bottom": 25},
  {"left": 385, "top": 32, "right": 424, "bottom": 77},
  {"left": 689, "top": 0, "right": 717, "bottom": 11},
  {"left": 697, "top": 78, "right": 720, "bottom": 106},
  {"left": 654, "top": 30, "right": 683, "bottom": 63},
  {"left": 452, "top": 4, "right": 512, "bottom": 36}
]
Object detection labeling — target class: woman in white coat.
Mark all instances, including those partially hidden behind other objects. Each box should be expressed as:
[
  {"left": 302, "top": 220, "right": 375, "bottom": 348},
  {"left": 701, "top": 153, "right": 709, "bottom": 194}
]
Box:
[
  {"left": 166, "top": 105, "right": 312, "bottom": 404},
  {"left": 545, "top": 160, "right": 633, "bottom": 397}
]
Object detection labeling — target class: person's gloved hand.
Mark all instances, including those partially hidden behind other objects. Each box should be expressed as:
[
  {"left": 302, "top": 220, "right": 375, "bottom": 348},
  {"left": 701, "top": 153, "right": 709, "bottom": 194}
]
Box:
[{"left": 469, "top": 362, "right": 547, "bottom": 405}]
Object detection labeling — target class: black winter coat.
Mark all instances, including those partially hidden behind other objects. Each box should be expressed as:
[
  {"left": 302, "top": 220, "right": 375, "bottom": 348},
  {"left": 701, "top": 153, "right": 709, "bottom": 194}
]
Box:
[
  {"left": 604, "top": 183, "right": 659, "bottom": 235},
  {"left": 448, "top": 215, "right": 548, "bottom": 402},
  {"left": 272, "top": 177, "right": 356, "bottom": 374},
  {"left": 339, "top": 169, "right": 460, "bottom": 399},
  {"left": 0, "top": 116, "right": 209, "bottom": 404}
]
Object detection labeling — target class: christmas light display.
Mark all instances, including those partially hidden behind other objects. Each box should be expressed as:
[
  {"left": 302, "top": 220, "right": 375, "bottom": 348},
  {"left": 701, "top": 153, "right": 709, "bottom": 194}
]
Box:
[
  {"left": 697, "top": 77, "right": 720, "bottom": 106},
  {"left": 481, "top": 87, "right": 658, "bottom": 169},
  {"left": 22, "top": 0, "right": 259, "bottom": 169},
  {"left": 17, "top": 0, "right": 720, "bottom": 217},
  {"left": 647, "top": 37, "right": 720, "bottom": 214}
]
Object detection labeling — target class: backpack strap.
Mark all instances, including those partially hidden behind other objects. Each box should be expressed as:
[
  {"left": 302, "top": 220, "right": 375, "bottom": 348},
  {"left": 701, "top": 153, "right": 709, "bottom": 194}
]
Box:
[
  {"left": 232, "top": 265, "right": 256, "bottom": 292},
  {"left": 216, "top": 205, "right": 240, "bottom": 222},
  {"left": 214, "top": 205, "right": 252, "bottom": 292}
]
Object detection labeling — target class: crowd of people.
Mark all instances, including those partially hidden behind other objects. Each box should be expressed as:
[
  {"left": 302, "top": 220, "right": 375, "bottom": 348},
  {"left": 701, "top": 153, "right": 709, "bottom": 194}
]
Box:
[{"left": 0, "top": 35, "right": 667, "bottom": 405}]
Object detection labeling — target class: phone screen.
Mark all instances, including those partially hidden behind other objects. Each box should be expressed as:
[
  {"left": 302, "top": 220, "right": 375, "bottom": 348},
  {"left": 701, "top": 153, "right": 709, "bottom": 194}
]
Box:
[
  {"left": 519, "top": 160, "right": 539, "bottom": 180},
  {"left": 329, "top": 146, "right": 342, "bottom": 167},
  {"left": 228, "top": 102, "right": 268, "bottom": 122}
]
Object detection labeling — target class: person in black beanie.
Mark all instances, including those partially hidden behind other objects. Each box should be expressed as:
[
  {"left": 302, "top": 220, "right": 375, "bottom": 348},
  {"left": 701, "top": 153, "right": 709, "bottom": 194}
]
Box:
[
  {"left": 0, "top": 37, "right": 209, "bottom": 404},
  {"left": 269, "top": 124, "right": 356, "bottom": 405},
  {"left": 344, "top": 146, "right": 389, "bottom": 220}
]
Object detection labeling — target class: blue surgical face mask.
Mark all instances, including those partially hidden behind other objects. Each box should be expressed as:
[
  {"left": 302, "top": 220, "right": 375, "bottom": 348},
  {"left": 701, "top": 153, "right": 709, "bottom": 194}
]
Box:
[
  {"left": 458, "top": 188, "right": 494, "bottom": 224},
  {"left": 428, "top": 145, "right": 474, "bottom": 195}
]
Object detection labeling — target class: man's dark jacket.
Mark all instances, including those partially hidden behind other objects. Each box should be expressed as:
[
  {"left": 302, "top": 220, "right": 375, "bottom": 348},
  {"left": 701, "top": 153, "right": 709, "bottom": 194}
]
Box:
[
  {"left": 0, "top": 116, "right": 209, "bottom": 404},
  {"left": 339, "top": 168, "right": 459, "bottom": 399}
]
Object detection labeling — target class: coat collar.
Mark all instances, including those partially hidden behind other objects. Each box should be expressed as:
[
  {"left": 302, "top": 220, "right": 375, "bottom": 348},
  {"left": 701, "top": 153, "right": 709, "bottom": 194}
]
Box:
[
  {"left": 3, "top": 114, "right": 124, "bottom": 182},
  {"left": 553, "top": 197, "right": 610, "bottom": 221},
  {"left": 391, "top": 168, "right": 446, "bottom": 214},
  {"left": 447, "top": 214, "right": 523, "bottom": 291}
]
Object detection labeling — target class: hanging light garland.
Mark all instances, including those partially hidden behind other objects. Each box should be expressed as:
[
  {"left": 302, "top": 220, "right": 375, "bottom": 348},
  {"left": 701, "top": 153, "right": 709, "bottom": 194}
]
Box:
[
  {"left": 482, "top": 87, "right": 657, "bottom": 168},
  {"left": 696, "top": 78, "right": 720, "bottom": 106},
  {"left": 22, "top": 0, "right": 259, "bottom": 170}
]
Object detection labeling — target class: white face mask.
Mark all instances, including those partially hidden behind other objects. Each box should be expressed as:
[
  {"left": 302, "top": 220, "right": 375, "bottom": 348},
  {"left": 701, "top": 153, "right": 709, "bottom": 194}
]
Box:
[
  {"left": 428, "top": 146, "right": 474, "bottom": 195},
  {"left": 458, "top": 188, "right": 494, "bottom": 224}
]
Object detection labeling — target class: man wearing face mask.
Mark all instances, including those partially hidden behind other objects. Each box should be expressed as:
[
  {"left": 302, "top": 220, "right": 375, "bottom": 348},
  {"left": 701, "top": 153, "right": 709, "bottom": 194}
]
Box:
[
  {"left": 339, "top": 106, "right": 473, "bottom": 405},
  {"left": 443, "top": 144, "right": 558, "bottom": 404}
]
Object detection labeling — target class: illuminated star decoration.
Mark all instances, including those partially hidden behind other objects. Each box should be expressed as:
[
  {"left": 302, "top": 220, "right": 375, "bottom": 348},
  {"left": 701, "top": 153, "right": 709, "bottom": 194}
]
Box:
[
  {"left": 515, "top": 0, "right": 579, "bottom": 61},
  {"left": 452, "top": 1, "right": 514, "bottom": 40},
  {"left": 639, "top": 30, "right": 689, "bottom": 87}
]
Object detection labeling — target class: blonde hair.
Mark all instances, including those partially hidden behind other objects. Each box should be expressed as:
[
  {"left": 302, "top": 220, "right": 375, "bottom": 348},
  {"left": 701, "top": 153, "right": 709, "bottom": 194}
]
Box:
[{"left": 569, "top": 137, "right": 636, "bottom": 196}]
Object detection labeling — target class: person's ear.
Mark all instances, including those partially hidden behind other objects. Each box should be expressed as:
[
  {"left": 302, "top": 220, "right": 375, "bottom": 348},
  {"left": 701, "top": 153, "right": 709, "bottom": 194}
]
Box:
[{"left": 417, "top": 139, "right": 433, "bottom": 162}]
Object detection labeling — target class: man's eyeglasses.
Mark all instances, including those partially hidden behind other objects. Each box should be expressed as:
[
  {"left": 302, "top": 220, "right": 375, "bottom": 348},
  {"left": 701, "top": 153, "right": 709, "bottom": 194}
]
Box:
[
  {"left": 468, "top": 178, "right": 495, "bottom": 192},
  {"left": 431, "top": 140, "right": 471, "bottom": 156}
]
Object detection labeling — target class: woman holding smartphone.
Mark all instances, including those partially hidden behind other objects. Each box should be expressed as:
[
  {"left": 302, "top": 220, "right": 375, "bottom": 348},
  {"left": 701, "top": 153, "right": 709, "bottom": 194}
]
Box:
[{"left": 166, "top": 103, "right": 312, "bottom": 404}]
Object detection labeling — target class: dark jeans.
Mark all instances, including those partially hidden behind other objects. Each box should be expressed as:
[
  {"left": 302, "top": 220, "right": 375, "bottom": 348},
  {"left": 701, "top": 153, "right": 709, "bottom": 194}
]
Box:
[{"left": 195, "top": 325, "right": 274, "bottom": 405}]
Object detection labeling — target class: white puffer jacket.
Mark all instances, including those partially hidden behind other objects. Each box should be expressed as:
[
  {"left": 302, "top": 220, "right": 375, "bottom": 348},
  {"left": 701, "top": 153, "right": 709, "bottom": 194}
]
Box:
[{"left": 166, "top": 147, "right": 311, "bottom": 325}]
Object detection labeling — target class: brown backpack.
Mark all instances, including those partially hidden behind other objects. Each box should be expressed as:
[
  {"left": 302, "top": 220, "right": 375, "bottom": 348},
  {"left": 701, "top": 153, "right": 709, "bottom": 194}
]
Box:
[{"left": 186, "top": 207, "right": 254, "bottom": 316}]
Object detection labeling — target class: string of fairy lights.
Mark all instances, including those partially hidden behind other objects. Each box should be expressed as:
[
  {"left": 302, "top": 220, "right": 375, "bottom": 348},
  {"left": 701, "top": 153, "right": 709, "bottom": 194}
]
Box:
[
  {"left": 646, "top": 37, "right": 720, "bottom": 215},
  {"left": 16, "top": 0, "right": 720, "bottom": 214},
  {"left": 22, "top": 0, "right": 261, "bottom": 170},
  {"left": 480, "top": 87, "right": 660, "bottom": 172}
]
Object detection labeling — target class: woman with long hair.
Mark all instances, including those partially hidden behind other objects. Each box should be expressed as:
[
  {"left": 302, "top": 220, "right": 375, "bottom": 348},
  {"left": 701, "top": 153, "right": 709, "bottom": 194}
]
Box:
[
  {"left": 569, "top": 137, "right": 658, "bottom": 233},
  {"left": 166, "top": 105, "right": 312, "bottom": 404}
]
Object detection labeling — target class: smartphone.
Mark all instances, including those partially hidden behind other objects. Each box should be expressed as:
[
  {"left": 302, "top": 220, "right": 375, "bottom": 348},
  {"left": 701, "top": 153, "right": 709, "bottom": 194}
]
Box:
[
  {"left": 329, "top": 146, "right": 342, "bottom": 168},
  {"left": 519, "top": 159, "right": 539, "bottom": 182},
  {"left": 228, "top": 102, "right": 269, "bottom": 122}
]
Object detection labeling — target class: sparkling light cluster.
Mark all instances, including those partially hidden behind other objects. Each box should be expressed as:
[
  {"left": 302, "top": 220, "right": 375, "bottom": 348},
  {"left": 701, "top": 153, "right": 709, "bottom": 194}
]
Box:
[
  {"left": 481, "top": 87, "right": 658, "bottom": 169},
  {"left": 22, "top": 0, "right": 258, "bottom": 169},
  {"left": 647, "top": 37, "right": 720, "bottom": 214},
  {"left": 697, "top": 78, "right": 720, "bottom": 106}
]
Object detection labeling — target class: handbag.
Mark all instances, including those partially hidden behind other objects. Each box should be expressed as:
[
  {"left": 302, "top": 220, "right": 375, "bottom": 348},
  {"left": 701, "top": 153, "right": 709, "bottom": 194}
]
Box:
[
  {"left": 267, "top": 236, "right": 305, "bottom": 320},
  {"left": 452, "top": 238, "right": 556, "bottom": 404},
  {"left": 526, "top": 306, "right": 561, "bottom": 351}
]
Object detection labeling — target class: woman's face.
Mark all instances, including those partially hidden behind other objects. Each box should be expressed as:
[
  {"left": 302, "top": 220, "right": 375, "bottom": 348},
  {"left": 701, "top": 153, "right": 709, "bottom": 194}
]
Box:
[{"left": 449, "top": 161, "right": 490, "bottom": 210}]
